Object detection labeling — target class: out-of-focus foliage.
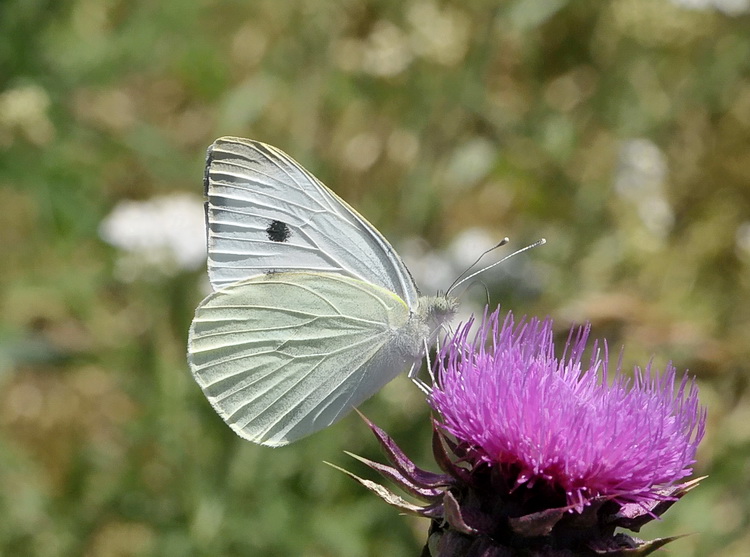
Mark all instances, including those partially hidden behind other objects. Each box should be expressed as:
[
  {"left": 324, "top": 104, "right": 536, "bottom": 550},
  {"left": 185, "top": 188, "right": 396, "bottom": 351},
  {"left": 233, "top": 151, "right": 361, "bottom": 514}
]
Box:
[{"left": 1, "top": 0, "right": 748, "bottom": 555}]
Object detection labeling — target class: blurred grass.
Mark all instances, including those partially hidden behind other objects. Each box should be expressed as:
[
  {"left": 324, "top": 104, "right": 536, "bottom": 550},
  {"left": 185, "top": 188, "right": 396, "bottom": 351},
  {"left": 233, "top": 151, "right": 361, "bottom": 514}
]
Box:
[{"left": 1, "top": 0, "right": 749, "bottom": 555}]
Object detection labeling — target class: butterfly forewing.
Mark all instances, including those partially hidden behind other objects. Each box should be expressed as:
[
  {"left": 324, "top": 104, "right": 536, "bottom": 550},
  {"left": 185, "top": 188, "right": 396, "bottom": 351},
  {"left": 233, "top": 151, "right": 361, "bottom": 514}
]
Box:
[
  {"left": 204, "top": 137, "right": 419, "bottom": 308},
  {"left": 188, "top": 272, "right": 421, "bottom": 447}
]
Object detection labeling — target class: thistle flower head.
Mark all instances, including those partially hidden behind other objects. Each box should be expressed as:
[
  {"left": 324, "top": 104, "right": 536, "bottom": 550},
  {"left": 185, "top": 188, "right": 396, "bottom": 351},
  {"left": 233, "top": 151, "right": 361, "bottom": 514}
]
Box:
[
  {"left": 339, "top": 307, "right": 706, "bottom": 556},
  {"left": 430, "top": 308, "right": 706, "bottom": 513}
]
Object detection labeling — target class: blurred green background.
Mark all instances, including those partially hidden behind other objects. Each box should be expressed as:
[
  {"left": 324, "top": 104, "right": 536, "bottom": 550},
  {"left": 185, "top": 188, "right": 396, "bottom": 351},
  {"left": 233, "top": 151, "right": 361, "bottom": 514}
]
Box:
[{"left": 1, "top": 0, "right": 749, "bottom": 555}]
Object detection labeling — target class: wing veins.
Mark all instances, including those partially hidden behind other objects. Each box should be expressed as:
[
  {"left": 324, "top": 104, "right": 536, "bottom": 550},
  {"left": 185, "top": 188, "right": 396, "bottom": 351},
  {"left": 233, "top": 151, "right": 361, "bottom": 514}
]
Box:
[
  {"left": 193, "top": 314, "right": 390, "bottom": 370},
  {"left": 250, "top": 334, "right": 394, "bottom": 441},
  {"left": 228, "top": 328, "right": 390, "bottom": 427},
  {"left": 211, "top": 146, "right": 328, "bottom": 212},
  {"left": 211, "top": 326, "right": 387, "bottom": 408},
  {"left": 209, "top": 188, "right": 329, "bottom": 219}
]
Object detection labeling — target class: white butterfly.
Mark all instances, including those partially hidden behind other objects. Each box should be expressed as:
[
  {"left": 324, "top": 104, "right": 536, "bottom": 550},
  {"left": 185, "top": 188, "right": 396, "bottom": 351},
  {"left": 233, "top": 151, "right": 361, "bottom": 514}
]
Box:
[{"left": 187, "top": 137, "right": 458, "bottom": 447}]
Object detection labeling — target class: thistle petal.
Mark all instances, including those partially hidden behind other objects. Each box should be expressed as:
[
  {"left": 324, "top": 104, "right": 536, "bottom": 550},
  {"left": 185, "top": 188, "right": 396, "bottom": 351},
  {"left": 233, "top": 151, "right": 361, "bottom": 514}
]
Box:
[
  {"left": 344, "top": 451, "right": 446, "bottom": 501},
  {"left": 507, "top": 506, "right": 568, "bottom": 537},
  {"left": 431, "top": 423, "right": 471, "bottom": 483},
  {"left": 358, "top": 410, "right": 454, "bottom": 489},
  {"left": 586, "top": 534, "right": 685, "bottom": 556},
  {"left": 324, "top": 461, "right": 442, "bottom": 517},
  {"left": 442, "top": 491, "right": 479, "bottom": 535}
]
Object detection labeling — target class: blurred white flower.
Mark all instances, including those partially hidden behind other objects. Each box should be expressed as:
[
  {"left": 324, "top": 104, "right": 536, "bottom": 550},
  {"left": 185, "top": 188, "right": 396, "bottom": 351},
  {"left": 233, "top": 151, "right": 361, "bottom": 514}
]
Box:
[
  {"left": 0, "top": 84, "right": 55, "bottom": 146},
  {"left": 342, "top": 132, "right": 382, "bottom": 171},
  {"left": 615, "top": 138, "right": 674, "bottom": 239},
  {"left": 407, "top": 1, "right": 470, "bottom": 66},
  {"left": 444, "top": 138, "right": 498, "bottom": 190},
  {"left": 361, "top": 20, "right": 414, "bottom": 77},
  {"left": 386, "top": 129, "right": 420, "bottom": 166},
  {"left": 335, "top": 3, "right": 470, "bottom": 77},
  {"left": 669, "top": 0, "right": 750, "bottom": 15},
  {"left": 99, "top": 193, "right": 206, "bottom": 281}
]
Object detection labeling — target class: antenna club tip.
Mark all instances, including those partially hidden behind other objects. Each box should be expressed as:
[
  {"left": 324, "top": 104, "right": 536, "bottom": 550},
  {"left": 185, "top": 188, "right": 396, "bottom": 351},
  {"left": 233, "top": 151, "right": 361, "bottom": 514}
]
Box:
[
  {"left": 494, "top": 237, "right": 510, "bottom": 248},
  {"left": 539, "top": 238, "right": 547, "bottom": 245}
]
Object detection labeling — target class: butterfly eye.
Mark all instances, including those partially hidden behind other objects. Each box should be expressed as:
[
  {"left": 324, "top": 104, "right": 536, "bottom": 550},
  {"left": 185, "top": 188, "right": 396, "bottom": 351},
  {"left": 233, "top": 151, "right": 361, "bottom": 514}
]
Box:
[{"left": 266, "top": 220, "right": 292, "bottom": 243}]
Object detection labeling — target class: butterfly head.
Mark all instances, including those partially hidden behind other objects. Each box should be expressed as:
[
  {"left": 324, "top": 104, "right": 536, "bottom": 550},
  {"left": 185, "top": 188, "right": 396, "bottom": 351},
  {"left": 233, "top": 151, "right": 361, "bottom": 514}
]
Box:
[{"left": 418, "top": 294, "right": 458, "bottom": 336}]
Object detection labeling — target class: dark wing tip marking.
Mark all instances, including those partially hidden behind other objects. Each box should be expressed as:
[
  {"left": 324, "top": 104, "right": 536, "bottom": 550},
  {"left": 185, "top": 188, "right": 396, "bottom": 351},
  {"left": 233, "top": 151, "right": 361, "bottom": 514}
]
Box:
[
  {"left": 204, "top": 142, "right": 217, "bottom": 196},
  {"left": 266, "top": 220, "right": 292, "bottom": 243}
]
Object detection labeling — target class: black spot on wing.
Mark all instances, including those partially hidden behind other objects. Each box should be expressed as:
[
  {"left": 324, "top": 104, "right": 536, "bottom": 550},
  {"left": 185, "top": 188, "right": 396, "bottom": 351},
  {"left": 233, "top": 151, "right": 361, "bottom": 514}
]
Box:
[{"left": 267, "top": 220, "right": 292, "bottom": 242}]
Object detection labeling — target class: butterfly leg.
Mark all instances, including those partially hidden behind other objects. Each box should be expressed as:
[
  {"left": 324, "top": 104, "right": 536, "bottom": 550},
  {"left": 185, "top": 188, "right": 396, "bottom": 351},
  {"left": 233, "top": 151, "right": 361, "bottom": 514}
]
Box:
[
  {"left": 429, "top": 334, "right": 439, "bottom": 385},
  {"left": 409, "top": 374, "right": 431, "bottom": 395},
  {"left": 407, "top": 340, "right": 433, "bottom": 395}
]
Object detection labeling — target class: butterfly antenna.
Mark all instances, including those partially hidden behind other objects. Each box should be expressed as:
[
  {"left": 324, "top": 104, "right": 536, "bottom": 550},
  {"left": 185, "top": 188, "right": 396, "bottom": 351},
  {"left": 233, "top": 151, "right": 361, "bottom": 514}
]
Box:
[
  {"left": 446, "top": 237, "right": 509, "bottom": 295},
  {"left": 446, "top": 238, "right": 547, "bottom": 297}
]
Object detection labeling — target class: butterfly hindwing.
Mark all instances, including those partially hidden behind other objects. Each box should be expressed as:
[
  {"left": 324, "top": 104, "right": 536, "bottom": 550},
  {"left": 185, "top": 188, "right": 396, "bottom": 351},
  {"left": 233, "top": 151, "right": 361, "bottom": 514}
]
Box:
[
  {"left": 188, "top": 272, "right": 421, "bottom": 447},
  {"left": 204, "top": 137, "right": 419, "bottom": 307}
]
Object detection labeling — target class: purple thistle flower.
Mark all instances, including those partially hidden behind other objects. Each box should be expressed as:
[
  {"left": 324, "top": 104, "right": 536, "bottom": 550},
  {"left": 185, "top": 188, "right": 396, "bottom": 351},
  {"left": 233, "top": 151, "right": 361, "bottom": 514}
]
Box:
[
  {"left": 337, "top": 306, "right": 706, "bottom": 556},
  {"left": 429, "top": 309, "right": 706, "bottom": 514}
]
